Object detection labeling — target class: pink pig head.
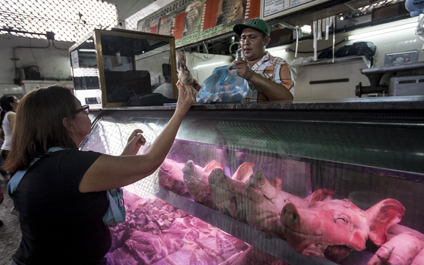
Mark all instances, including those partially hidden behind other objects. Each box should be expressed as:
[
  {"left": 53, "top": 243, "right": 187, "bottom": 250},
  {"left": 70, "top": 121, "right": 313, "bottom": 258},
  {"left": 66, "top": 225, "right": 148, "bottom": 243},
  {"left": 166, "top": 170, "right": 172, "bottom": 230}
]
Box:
[{"left": 281, "top": 197, "right": 405, "bottom": 262}]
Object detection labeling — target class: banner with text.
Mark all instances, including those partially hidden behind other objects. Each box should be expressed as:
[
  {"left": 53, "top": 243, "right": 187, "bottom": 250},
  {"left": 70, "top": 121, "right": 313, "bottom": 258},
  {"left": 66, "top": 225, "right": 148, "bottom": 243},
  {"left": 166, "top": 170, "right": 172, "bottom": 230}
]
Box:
[{"left": 137, "top": 0, "right": 261, "bottom": 48}]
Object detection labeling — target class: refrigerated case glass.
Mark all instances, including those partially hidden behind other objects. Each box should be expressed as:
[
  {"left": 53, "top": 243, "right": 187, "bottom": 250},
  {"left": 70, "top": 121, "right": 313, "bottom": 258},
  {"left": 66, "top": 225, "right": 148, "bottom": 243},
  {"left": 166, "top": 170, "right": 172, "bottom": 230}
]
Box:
[{"left": 81, "top": 108, "right": 424, "bottom": 265}]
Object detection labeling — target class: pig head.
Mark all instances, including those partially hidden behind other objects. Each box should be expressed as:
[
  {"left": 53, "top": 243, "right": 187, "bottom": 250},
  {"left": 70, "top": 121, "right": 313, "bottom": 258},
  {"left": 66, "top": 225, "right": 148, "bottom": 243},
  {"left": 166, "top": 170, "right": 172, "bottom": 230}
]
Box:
[
  {"left": 281, "top": 198, "right": 405, "bottom": 262},
  {"left": 158, "top": 158, "right": 190, "bottom": 197}
]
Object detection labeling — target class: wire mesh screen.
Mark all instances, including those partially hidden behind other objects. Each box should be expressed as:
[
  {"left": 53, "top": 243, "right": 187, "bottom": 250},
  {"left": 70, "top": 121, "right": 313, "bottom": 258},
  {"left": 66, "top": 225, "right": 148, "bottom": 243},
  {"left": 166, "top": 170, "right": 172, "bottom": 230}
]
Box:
[
  {"left": 0, "top": 0, "right": 117, "bottom": 42},
  {"left": 81, "top": 116, "right": 169, "bottom": 197}
]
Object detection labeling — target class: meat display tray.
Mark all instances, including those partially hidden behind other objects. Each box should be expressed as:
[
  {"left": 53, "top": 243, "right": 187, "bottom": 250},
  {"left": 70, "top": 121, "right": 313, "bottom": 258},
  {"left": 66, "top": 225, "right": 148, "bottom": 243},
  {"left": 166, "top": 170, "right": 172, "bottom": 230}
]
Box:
[{"left": 124, "top": 175, "right": 374, "bottom": 265}]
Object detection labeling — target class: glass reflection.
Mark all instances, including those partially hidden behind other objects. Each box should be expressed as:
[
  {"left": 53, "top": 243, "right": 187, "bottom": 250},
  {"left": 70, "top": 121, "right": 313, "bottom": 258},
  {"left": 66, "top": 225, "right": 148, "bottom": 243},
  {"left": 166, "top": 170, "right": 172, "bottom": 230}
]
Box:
[{"left": 100, "top": 34, "right": 173, "bottom": 103}]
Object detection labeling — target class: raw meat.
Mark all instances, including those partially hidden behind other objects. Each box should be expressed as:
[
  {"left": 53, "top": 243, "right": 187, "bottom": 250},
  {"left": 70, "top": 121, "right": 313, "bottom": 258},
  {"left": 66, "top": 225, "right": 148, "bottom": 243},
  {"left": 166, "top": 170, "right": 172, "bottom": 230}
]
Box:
[
  {"left": 182, "top": 160, "right": 224, "bottom": 207},
  {"left": 280, "top": 198, "right": 405, "bottom": 262},
  {"left": 176, "top": 50, "right": 201, "bottom": 91},
  {"left": 209, "top": 163, "right": 255, "bottom": 221},
  {"left": 107, "top": 246, "right": 139, "bottom": 265},
  {"left": 243, "top": 172, "right": 334, "bottom": 238},
  {"left": 176, "top": 50, "right": 200, "bottom": 102},
  {"left": 158, "top": 158, "right": 190, "bottom": 197},
  {"left": 127, "top": 231, "right": 168, "bottom": 262},
  {"left": 108, "top": 190, "right": 254, "bottom": 264},
  {"left": 232, "top": 162, "right": 256, "bottom": 182},
  {"left": 367, "top": 224, "right": 424, "bottom": 265},
  {"left": 219, "top": 245, "right": 289, "bottom": 265},
  {"left": 153, "top": 243, "right": 216, "bottom": 265},
  {"left": 216, "top": 231, "right": 249, "bottom": 260},
  {"left": 210, "top": 168, "right": 333, "bottom": 238}
]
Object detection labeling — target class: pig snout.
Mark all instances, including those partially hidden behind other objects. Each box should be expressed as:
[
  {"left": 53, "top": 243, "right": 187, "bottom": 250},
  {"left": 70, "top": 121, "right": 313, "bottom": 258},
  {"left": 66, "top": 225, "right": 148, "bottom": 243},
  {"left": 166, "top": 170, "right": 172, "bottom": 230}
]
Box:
[
  {"left": 281, "top": 203, "right": 301, "bottom": 231},
  {"left": 247, "top": 171, "right": 266, "bottom": 188},
  {"left": 182, "top": 160, "right": 195, "bottom": 174}
]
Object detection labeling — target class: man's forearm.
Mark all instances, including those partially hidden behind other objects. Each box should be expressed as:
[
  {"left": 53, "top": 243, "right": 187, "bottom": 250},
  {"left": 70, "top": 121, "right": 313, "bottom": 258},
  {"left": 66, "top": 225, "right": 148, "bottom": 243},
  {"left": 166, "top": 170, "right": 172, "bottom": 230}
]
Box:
[{"left": 249, "top": 73, "right": 294, "bottom": 100}]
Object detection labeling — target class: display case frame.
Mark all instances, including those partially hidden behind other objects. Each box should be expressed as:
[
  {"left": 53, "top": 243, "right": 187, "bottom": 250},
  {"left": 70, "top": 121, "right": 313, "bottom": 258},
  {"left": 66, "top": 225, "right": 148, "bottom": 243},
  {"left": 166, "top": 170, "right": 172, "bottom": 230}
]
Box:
[
  {"left": 69, "top": 29, "right": 178, "bottom": 109},
  {"left": 82, "top": 99, "right": 424, "bottom": 265}
]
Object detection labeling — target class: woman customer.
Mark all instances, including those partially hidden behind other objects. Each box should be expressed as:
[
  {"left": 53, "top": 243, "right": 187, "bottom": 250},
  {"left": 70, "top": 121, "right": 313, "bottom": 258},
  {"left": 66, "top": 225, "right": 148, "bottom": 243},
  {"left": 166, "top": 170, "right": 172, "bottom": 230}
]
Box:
[
  {"left": 1, "top": 95, "right": 19, "bottom": 216},
  {"left": 0, "top": 95, "right": 19, "bottom": 164},
  {"left": 4, "top": 84, "right": 193, "bottom": 265}
]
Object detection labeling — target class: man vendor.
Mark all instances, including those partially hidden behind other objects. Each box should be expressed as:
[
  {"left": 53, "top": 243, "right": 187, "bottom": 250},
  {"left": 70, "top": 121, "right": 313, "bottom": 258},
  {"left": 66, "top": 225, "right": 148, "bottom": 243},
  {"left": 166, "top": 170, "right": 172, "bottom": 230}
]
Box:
[{"left": 230, "top": 18, "right": 295, "bottom": 101}]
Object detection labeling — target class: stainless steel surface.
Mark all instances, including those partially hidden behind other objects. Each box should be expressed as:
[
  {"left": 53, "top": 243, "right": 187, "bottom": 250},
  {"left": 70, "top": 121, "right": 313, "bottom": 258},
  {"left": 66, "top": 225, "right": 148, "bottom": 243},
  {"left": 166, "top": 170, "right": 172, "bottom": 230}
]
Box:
[
  {"left": 389, "top": 75, "right": 424, "bottom": 96},
  {"left": 384, "top": 50, "right": 419, "bottom": 66},
  {"left": 361, "top": 61, "right": 424, "bottom": 74}
]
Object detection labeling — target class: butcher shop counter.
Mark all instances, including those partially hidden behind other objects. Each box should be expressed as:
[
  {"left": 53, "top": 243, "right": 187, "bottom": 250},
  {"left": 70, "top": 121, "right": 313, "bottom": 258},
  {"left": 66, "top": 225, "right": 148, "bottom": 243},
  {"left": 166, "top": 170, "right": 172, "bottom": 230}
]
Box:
[{"left": 83, "top": 96, "right": 424, "bottom": 265}]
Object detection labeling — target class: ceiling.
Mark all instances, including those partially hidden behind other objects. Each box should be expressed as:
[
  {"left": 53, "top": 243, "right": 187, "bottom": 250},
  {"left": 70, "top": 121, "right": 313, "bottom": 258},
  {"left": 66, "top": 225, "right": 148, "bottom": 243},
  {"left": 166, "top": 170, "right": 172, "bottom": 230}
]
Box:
[{"left": 106, "top": 0, "right": 155, "bottom": 22}]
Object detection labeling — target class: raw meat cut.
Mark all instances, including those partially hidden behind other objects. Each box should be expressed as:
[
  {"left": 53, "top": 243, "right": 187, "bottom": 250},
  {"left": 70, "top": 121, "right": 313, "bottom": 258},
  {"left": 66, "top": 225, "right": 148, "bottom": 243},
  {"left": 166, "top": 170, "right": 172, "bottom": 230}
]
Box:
[
  {"left": 176, "top": 50, "right": 201, "bottom": 102},
  {"left": 108, "top": 190, "right": 263, "bottom": 264},
  {"left": 183, "top": 160, "right": 224, "bottom": 207},
  {"left": 128, "top": 231, "right": 168, "bottom": 262},
  {"left": 219, "top": 245, "right": 290, "bottom": 265},
  {"left": 176, "top": 50, "right": 201, "bottom": 91},
  {"left": 158, "top": 158, "right": 190, "bottom": 197},
  {"left": 280, "top": 198, "right": 405, "bottom": 262}
]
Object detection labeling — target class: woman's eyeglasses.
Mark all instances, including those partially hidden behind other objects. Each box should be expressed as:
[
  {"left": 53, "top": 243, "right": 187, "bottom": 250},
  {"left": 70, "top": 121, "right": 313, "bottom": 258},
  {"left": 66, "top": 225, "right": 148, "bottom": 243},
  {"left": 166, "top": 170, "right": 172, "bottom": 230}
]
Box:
[{"left": 73, "top": 105, "right": 89, "bottom": 115}]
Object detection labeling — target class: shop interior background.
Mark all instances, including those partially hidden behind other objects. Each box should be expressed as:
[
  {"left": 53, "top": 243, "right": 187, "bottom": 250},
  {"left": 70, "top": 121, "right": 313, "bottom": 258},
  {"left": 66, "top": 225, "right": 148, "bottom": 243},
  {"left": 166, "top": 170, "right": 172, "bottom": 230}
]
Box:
[{"left": 0, "top": 0, "right": 423, "bottom": 101}]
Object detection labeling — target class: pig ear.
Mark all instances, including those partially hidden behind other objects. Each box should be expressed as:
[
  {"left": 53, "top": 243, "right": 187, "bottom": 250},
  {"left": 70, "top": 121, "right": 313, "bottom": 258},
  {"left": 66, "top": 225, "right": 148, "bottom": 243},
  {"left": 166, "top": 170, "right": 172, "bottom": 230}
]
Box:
[
  {"left": 269, "top": 177, "right": 282, "bottom": 190},
  {"left": 232, "top": 162, "right": 256, "bottom": 182},
  {"left": 203, "top": 160, "right": 224, "bottom": 174},
  {"left": 304, "top": 189, "right": 335, "bottom": 206},
  {"left": 365, "top": 199, "right": 405, "bottom": 246}
]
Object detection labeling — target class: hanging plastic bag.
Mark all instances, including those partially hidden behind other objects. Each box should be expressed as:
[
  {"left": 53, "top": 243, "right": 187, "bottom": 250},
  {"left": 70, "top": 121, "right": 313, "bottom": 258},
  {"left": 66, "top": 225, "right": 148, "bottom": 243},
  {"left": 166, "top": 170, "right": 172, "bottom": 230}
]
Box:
[{"left": 196, "top": 64, "right": 252, "bottom": 103}]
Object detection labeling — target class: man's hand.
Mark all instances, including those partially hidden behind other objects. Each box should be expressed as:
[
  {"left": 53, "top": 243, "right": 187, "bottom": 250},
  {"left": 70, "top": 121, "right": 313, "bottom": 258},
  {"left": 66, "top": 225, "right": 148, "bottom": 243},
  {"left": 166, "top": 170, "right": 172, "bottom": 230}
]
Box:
[
  {"left": 121, "top": 129, "right": 146, "bottom": 156},
  {"left": 229, "top": 59, "right": 256, "bottom": 81}
]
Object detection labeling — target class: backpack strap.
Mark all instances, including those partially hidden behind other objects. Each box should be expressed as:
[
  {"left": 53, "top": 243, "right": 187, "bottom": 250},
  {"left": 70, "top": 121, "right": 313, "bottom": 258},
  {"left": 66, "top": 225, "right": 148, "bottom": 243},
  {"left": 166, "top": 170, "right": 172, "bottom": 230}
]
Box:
[
  {"left": 7, "top": 147, "right": 65, "bottom": 200},
  {"left": 106, "top": 190, "right": 125, "bottom": 223}
]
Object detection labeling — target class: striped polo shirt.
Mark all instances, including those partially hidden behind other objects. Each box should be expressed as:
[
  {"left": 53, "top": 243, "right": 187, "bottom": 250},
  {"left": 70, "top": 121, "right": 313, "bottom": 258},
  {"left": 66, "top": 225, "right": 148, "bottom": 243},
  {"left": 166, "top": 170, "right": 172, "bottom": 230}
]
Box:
[{"left": 244, "top": 51, "right": 295, "bottom": 101}]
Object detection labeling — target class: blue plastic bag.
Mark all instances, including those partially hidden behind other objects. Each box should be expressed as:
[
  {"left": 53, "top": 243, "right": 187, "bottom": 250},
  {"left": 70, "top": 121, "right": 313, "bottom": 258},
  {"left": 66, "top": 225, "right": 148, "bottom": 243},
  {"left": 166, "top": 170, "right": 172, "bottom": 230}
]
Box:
[{"left": 196, "top": 64, "right": 252, "bottom": 103}]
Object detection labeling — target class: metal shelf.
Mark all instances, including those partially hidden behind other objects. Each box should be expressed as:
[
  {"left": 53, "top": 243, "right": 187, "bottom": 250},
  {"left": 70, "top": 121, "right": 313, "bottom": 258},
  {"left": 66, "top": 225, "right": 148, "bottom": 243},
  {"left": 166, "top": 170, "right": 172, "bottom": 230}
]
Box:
[{"left": 291, "top": 56, "right": 370, "bottom": 68}]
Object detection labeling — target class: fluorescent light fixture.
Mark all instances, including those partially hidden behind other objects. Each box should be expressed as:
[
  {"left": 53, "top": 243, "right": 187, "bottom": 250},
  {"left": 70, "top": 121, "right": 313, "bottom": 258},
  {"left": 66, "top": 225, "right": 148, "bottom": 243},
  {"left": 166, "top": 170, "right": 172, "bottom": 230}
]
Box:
[
  {"left": 193, "top": 61, "right": 226, "bottom": 69},
  {"left": 271, "top": 51, "right": 288, "bottom": 58},
  {"left": 348, "top": 22, "right": 416, "bottom": 41},
  {"left": 79, "top": 49, "right": 96, "bottom": 52},
  {"left": 266, "top": 47, "right": 289, "bottom": 58},
  {"left": 301, "top": 25, "right": 312, "bottom": 34}
]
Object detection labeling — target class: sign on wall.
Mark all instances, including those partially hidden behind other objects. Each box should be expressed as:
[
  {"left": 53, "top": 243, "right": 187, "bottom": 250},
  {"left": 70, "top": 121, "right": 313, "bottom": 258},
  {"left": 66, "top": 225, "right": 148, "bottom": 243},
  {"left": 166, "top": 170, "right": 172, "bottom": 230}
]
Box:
[
  {"left": 137, "top": 0, "right": 261, "bottom": 47},
  {"left": 261, "top": 0, "right": 330, "bottom": 21}
]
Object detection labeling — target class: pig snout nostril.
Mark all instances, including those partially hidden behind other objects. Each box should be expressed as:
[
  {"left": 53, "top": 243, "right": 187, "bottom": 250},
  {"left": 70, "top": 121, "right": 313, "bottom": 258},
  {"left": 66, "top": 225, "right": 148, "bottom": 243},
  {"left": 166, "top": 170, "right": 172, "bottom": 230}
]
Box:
[{"left": 292, "top": 214, "right": 296, "bottom": 221}]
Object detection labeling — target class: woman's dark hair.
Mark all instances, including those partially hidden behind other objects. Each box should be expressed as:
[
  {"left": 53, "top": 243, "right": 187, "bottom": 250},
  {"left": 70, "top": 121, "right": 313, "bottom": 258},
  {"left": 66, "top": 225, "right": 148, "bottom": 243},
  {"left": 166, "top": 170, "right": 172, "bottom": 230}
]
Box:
[
  {"left": 4, "top": 85, "right": 78, "bottom": 172},
  {"left": 0, "top": 95, "right": 16, "bottom": 125}
]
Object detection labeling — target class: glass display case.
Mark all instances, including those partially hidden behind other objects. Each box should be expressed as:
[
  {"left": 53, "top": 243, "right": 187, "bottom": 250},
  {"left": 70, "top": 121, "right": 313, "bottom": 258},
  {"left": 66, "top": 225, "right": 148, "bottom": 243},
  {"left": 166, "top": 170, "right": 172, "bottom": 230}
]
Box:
[
  {"left": 69, "top": 29, "right": 178, "bottom": 109},
  {"left": 81, "top": 104, "right": 424, "bottom": 265}
]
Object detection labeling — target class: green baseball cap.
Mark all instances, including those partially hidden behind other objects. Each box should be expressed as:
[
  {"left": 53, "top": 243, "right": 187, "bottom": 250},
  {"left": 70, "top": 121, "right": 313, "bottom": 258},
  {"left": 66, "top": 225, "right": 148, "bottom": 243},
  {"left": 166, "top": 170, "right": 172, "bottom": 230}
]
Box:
[{"left": 233, "top": 18, "right": 270, "bottom": 36}]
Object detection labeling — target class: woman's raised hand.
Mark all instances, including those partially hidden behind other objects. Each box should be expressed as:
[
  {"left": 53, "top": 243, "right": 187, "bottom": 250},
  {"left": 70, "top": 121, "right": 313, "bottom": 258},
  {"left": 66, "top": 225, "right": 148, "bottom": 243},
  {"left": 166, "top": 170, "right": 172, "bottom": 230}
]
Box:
[
  {"left": 121, "top": 129, "right": 146, "bottom": 156},
  {"left": 175, "top": 84, "right": 194, "bottom": 116}
]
